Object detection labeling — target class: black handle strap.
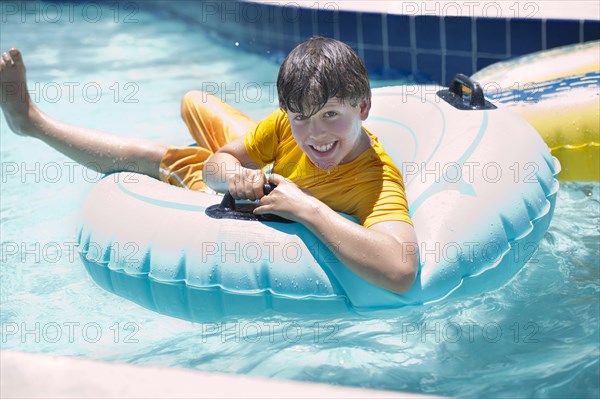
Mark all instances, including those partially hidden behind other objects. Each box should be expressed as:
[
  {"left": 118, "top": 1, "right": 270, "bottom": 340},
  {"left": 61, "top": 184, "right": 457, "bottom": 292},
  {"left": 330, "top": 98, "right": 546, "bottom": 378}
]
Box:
[
  {"left": 205, "top": 184, "right": 293, "bottom": 223},
  {"left": 437, "top": 73, "right": 497, "bottom": 110},
  {"left": 449, "top": 73, "right": 486, "bottom": 108},
  {"left": 219, "top": 184, "right": 274, "bottom": 211}
]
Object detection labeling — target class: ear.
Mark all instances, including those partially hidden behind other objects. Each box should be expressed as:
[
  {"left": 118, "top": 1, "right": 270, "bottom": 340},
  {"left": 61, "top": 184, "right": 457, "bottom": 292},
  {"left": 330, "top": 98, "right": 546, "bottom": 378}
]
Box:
[{"left": 358, "top": 99, "right": 371, "bottom": 120}]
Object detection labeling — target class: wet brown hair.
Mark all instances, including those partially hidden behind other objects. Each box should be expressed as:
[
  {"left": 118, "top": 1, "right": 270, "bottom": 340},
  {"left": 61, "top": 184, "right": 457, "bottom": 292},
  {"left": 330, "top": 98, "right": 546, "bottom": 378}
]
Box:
[{"left": 277, "top": 36, "right": 371, "bottom": 117}]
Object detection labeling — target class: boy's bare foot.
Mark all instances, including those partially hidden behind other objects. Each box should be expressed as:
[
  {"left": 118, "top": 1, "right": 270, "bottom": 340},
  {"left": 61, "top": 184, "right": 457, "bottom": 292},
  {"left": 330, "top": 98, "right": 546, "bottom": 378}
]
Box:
[{"left": 0, "top": 48, "right": 39, "bottom": 136}]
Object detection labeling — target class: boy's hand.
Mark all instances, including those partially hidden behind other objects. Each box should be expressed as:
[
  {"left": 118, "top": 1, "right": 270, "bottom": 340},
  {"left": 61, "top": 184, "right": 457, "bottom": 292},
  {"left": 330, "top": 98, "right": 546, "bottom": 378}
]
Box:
[
  {"left": 227, "top": 168, "right": 266, "bottom": 200},
  {"left": 254, "top": 174, "right": 314, "bottom": 222}
]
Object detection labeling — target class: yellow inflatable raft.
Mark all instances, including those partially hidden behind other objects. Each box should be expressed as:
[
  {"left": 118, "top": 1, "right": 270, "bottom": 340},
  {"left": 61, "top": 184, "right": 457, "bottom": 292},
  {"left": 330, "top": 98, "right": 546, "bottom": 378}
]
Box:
[{"left": 472, "top": 41, "right": 599, "bottom": 181}]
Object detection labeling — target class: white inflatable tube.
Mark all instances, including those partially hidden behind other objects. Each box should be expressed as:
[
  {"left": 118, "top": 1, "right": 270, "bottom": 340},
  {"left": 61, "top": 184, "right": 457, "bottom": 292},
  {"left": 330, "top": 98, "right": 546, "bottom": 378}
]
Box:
[{"left": 78, "top": 84, "right": 560, "bottom": 320}]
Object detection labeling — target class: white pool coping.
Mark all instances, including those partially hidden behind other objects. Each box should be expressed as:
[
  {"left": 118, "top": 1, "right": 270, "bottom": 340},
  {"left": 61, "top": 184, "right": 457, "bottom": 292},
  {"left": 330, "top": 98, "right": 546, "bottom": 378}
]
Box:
[
  {"left": 1, "top": 350, "right": 444, "bottom": 399},
  {"left": 244, "top": 0, "right": 600, "bottom": 21}
]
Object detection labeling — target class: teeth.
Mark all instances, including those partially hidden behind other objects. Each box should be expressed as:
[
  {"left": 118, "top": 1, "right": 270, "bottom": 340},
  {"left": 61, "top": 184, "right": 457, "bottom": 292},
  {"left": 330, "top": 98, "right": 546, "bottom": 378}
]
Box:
[{"left": 313, "top": 142, "right": 335, "bottom": 153}]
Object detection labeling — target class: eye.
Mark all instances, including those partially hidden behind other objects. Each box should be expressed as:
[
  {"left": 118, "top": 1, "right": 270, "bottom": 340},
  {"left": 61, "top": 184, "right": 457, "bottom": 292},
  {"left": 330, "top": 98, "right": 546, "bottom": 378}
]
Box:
[
  {"left": 294, "top": 114, "right": 308, "bottom": 121},
  {"left": 324, "top": 111, "right": 337, "bottom": 118}
]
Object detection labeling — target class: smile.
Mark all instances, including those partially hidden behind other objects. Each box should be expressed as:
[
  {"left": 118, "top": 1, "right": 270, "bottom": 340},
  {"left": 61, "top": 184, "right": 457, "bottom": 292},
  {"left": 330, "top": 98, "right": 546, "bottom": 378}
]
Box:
[{"left": 310, "top": 141, "right": 337, "bottom": 154}]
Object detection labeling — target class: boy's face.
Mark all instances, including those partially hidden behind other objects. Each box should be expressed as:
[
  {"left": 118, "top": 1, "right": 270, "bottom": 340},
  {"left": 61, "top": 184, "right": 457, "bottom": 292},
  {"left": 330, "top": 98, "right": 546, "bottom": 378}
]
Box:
[{"left": 287, "top": 97, "right": 370, "bottom": 170}]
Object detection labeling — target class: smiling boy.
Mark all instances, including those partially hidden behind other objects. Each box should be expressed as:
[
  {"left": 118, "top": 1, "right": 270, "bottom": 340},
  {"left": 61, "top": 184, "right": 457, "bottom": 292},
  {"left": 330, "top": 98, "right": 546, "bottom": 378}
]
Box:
[{"left": 0, "top": 36, "right": 418, "bottom": 293}]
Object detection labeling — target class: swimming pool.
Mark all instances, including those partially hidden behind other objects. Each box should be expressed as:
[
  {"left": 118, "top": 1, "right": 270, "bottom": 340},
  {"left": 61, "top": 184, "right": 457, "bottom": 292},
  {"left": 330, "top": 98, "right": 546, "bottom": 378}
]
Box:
[{"left": 1, "top": 2, "right": 598, "bottom": 398}]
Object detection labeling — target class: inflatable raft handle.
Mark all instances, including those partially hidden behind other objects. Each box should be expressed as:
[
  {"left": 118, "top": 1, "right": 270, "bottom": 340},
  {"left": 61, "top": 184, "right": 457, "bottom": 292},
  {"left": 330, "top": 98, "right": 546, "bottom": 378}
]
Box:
[
  {"left": 219, "top": 184, "right": 274, "bottom": 210},
  {"left": 438, "top": 73, "right": 497, "bottom": 110},
  {"left": 205, "top": 184, "right": 294, "bottom": 223}
]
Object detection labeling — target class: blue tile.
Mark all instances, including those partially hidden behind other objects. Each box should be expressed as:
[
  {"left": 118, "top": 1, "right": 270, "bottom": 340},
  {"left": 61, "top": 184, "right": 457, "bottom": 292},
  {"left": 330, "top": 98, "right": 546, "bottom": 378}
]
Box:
[
  {"left": 364, "top": 49, "right": 384, "bottom": 72},
  {"left": 476, "top": 18, "right": 506, "bottom": 54},
  {"left": 584, "top": 20, "right": 600, "bottom": 41},
  {"left": 546, "top": 19, "right": 580, "bottom": 48},
  {"left": 338, "top": 11, "right": 358, "bottom": 45},
  {"left": 316, "top": 8, "right": 336, "bottom": 37},
  {"left": 476, "top": 57, "right": 500, "bottom": 72},
  {"left": 242, "top": 2, "right": 265, "bottom": 27},
  {"left": 222, "top": 19, "right": 242, "bottom": 40},
  {"left": 362, "top": 12, "right": 383, "bottom": 46},
  {"left": 511, "top": 19, "right": 542, "bottom": 55},
  {"left": 415, "top": 16, "right": 440, "bottom": 50},
  {"left": 446, "top": 55, "right": 473, "bottom": 81},
  {"left": 388, "top": 14, "right": 411, "bottom": 48},
  {"left": 445, "top": 16, "right": 472, "bottom": 52},
  {"left": 417, "top": 54, "right": 442, "bottom": 83},
  {"left": 271, "top": 4, "right": 285, "bottom": 28},
  {"left": 298, "top": 8, "right": 314, "bottom": 38},
  {"left": 248, "top": 28, "right": 266, "bottom": 49},
  {"left": 280, "top": 5, "right": 297, "bottom": 40},
  {"left": 388, "top": 50, "right": 412, "bottom": 74},
  {"left": 280, "top": 3, "right": 302, "bottom": 24},
  {"left": 249, "top": 4, "right": 269, "bottom": 42},
  {"left": 281, "top": 38, "right": 298, "bottom": 55}
]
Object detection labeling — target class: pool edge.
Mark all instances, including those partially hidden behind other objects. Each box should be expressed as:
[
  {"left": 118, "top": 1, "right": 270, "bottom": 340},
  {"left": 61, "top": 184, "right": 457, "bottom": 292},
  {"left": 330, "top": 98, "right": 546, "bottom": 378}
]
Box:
[{"left": 0, "top": 350, "right": 445, "bottom": 398}]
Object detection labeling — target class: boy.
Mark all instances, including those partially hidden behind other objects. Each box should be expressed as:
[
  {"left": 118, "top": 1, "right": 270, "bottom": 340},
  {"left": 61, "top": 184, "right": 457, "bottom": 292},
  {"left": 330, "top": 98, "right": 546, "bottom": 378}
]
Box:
[{"left": 0, "top": 37, "right": 418, "bottom": 293}]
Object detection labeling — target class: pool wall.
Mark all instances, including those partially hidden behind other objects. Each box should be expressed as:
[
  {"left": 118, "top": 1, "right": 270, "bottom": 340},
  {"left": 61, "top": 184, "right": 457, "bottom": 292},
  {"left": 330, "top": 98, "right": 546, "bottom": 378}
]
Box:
[{"left": 146, "top": 0, "right": 600, "bottom": 84}]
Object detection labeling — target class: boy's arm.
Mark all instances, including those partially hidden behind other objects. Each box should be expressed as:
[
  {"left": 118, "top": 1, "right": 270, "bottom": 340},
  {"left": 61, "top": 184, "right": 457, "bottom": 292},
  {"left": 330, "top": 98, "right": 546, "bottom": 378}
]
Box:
[
  {"left": 203, "top": 136, "right": 266, "bottom": 200},
  {"left": 255, "top": 174, "right": 418, "bottom": 294}
]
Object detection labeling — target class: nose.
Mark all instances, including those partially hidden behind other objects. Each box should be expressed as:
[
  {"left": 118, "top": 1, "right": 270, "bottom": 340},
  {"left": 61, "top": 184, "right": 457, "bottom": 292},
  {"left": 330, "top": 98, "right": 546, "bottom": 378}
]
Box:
[{"left": 307, "top": 118, "right": 326, "bottom": 138}]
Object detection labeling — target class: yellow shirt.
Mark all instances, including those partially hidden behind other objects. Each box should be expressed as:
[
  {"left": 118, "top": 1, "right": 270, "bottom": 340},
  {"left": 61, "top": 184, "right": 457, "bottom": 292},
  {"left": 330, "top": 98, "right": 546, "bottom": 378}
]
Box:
[{"left": 244, "top": 109, "right": 412, "bottom": 227}]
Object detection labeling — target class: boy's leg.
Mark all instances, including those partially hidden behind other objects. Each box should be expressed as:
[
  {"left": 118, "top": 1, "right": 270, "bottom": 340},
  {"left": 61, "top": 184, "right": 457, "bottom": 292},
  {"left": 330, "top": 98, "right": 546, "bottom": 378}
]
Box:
[
  {"left": 156, "top": 90, "right": 258, "bottom": 191},
  {"left": 180, "top": 90, "right": 257, "bottom": 152},
  {"left": 0, "top": 48, "right": 166, "bottom": 178}
]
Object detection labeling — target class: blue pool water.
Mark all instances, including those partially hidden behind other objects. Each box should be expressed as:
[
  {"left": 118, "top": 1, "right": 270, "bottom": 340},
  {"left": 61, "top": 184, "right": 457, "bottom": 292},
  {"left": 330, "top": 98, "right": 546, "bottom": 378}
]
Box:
[{"left": 1, "top": 3, "right": 599, "bottom": 398}]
